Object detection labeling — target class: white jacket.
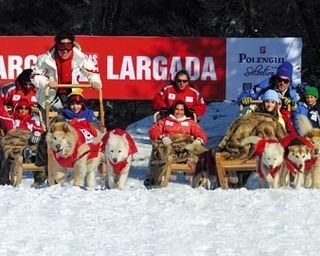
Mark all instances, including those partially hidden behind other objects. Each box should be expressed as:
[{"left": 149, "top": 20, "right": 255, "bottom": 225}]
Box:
[{"left": 31, "top": 44, "right": 102, "bottom": 108}]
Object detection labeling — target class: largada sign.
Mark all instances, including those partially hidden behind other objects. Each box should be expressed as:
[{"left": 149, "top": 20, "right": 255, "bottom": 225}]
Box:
[{"left": 0, "top": 36, "right": 301, "bottom": 101}]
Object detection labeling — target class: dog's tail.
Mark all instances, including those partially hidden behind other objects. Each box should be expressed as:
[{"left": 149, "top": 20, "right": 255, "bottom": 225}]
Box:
[
  {"left": 241, "top": 136, "right": 262, "bottom": 146},
  {"left": 296, "top": 115, "right": 314, "bottom": 136}
]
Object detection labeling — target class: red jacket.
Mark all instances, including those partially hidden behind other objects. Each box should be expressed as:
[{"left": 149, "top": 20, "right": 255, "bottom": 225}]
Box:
[
  {"left": 0, "top": 108, "right": 44, "bottom": 134},
  {"left": 1, "top": 82, "right": 37, "bottom": 111},
  {"left": 149, "top": 115, "right": 207, "bottom": 144},
  {"left": 153, "top": 84, "right": 206, "bottom": 116}
]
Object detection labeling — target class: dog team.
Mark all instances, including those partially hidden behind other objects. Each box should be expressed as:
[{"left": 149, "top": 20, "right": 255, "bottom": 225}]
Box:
[{"left": 1, "top": 34, "right": 320, "bottom": 191}]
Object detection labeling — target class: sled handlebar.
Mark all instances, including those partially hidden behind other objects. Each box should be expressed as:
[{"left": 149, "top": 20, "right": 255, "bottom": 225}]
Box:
[{"left": 45, "top": 84, "right": 105, "bottom": 131}]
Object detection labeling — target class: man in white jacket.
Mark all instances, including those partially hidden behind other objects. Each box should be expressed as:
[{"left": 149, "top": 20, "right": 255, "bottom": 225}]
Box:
[{"left": 31, "top": 33, "right": 102, "bottom": 111}]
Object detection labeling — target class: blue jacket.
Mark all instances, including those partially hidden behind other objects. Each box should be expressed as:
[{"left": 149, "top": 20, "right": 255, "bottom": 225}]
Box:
[
  {"left": 295, "top": 102, "right": 320, "bottom": 128},
  {"left": 61, "top": 107, "right": 101, "bottom": 126}
]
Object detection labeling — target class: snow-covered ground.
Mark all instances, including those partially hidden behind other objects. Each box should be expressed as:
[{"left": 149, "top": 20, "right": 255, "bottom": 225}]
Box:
[{"left": 1, "top": 102, "right": 320, "bottom": 256}]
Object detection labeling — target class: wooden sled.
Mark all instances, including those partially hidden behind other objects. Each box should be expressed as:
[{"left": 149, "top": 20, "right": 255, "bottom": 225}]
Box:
[
  {"left": 15, "top": 84, "right": 106, "bottom": 186},
  {"left": 149, "top": 112, "right": 201, "bottom": 188},
  {"left": 215, "top": 152, "right": 256, "bottom": 189}
]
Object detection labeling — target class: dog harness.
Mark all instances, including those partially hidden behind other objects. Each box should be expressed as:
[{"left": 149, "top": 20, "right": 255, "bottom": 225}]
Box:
[
  {"left": 52, "top": 119, "right": 101, "bottom": 168},
  {"left": 254, "top": 139, "right": 283, "bottom": 179},
  {"left": 101, "top": 128, "right": 138, "bottom": 175},
  {"left": 280, "top": 134, "right": 315, "bottom": 175}
]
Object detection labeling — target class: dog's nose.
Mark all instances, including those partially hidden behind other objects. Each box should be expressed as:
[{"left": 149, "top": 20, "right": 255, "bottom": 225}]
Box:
[
  {"left": 56, "top": 144, "right": 61, "bottom": 150},
  {"left": 268, "top": 165, "right": 274, "bottom": 169},
  {"left": 298, "top": 164, "right": 303, "bottom": 169},
  {"left": 315, "top": 148, "right": 319, "bottom": 155},
  {"left": 112, "top": 158, "right": 118, "bottom": 163}
]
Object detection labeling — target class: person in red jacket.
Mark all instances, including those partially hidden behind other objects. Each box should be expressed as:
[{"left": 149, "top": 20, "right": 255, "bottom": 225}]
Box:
[
  {"left": 149, "top": 100, "right": 207, "bottom": 145},
  {"left": 0, "top": 99, "right": 44, "bottom": 139},
  {"left": 1, "top": 69, "right": 38, "bottom": 113},
  {"left": 152, "top": 70, "right": 207, "bottom": 117}
]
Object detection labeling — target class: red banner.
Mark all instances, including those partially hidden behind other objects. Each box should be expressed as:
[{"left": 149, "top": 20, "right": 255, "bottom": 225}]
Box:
[{"left": 0, "top": 36, "right": 226, "bottom": 100}]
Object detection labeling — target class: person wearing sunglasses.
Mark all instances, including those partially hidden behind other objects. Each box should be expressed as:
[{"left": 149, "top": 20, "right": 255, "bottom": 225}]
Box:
[
  {"left": 240, "top": 61, "right": 299, "bottom": 111},
  {"left": 0, "top": 69, "right": 38, "bottom": 114},
  {"left": 152, "top": 69, "right": 207, "bottom": 117},
  {"left": 239, "top": 61, "right": 300, "bottom": 133},
  {"left": 0, "top": 99, "right": 45, "bottom": 135},
  {"left": 31, "top": 33, "right": 102, "bottom": 111}
]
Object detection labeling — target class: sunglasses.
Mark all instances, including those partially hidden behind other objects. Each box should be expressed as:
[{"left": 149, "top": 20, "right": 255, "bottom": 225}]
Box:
[
  {"left": 56, "top": 42, "right": 74, "bottom": 51},
  {"left": 277, "top": 77, "right": 290, "bottom": 84},
  {"left": 18, "top": 106, "right": 29, "bottom": 110},
  {"left": 177, "top": 79, "right": 189, "bottom": 83}
]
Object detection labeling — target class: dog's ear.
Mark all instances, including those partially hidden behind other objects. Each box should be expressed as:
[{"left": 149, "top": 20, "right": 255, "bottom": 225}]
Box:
[
  {"left": 50, "top": 124, "right": 56, "bottom": 133},
  {"left": 63, "top": 123, "right": 70, "bottom": 133}
]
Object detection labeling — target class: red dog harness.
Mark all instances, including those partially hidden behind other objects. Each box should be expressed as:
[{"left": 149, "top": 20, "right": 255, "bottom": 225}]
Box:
[
  {"left": 254, "top": 139, "right": 283, "bottom": 179},
  {"left": 101, "top": 129, "right": 138, "bottom": 175},
  {"left": 52, "top": 119, "right": 101, "bottom": 168}
]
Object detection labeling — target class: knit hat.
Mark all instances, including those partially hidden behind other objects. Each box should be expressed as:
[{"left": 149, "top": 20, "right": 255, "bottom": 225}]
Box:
[
  {"left": 305, "top": 86, "right": 319, "bottom": 98},
  {"left": 276, "top": 61, "right": 293, "bottom": 80},
  {"left": 14, "top": 99, "right": 31, "bottom": 113},
  {"left": 262, "top": 89, "right": 279, "bottom": 103},
  {"left": 68, "top": 88, "right": 85, "bottom": 105}
]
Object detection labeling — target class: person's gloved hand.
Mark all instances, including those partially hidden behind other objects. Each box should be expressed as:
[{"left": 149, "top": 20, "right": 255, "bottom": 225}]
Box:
[
  {"left": 192, "top": 138, "right": 202, "bottom": 145},
  {"left": 30, "top": 131, "right": 41, "bottom": 144},
  {"left": 161, "top": 136, "right": 172, "bottom": 145},
  {"left": 91, "top": 82, "right": 101, "bottom": 89},
  {"left": 282, "top": 97, "right": 292, "bottom": 106},
  {"left": 241, "top": 97, "right": 253, "bottom": 106}
]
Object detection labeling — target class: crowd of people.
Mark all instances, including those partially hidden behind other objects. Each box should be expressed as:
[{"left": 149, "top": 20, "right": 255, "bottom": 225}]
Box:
[{"left": 0, "top": 33, "right": 317, "bottom": 188}]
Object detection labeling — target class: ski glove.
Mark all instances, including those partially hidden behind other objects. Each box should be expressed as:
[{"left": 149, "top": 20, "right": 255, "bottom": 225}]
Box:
[
  {"left": 282, "top": 97, "right": 298, "bottom": 111},
  {"left": 241, "top": 97, "right": 253, "bottom": 106},
  {"left": 192, "top": 138, "right": 202, "bottom": 145},
  {"left": 161, "top": 136, "right": 172, "bottom": 145},
  {"left": 30, "top": 131, "right": 41, "bottom": 144}
]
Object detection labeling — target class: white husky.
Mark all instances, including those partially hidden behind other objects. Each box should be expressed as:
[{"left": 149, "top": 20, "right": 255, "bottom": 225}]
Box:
[
  {"left": 102, "top": 129, "right": 138, "bottom": 190},
  {"left": 242, "top": 136, "right": 285, "bottom": 188}
]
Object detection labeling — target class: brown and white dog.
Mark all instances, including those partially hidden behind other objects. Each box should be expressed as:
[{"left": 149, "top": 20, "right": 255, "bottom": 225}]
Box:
[
  {"left": 296, "top": 115, "right": 320, "bottom": 188},
  {"left": 47, "top": 117, "right": 103, "bottom": 188},
  {"left": 101, "top": 129, "right": 138, "bottom": 190},
  {"left": 242, "top": 136, "right": 285, "bottom": 188},
  {"left": 280, "top": 135, "right": 313, "bottom": 189}
]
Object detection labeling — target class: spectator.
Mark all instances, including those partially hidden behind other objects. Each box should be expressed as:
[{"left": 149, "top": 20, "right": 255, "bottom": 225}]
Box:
[
  {"left": 152, "top": 70, "right": 207, "bottom": 117},
  {"left": 31, "top": 33, "right": 102, "bottom": 111}
]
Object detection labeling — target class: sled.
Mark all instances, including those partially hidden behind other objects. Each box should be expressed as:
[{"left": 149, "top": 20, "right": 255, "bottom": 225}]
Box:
[
  {"left": 16, "top": 84, "right": 106, "bottom": 186},
  {"left": 148, "top": 112, "right": 202, "bottom": 187},
  {"left": 215, "top": 152, "right": 256, "bottom": 189},
  {"left": 214, "top": 100, "right": 288, "bottom": 189}
]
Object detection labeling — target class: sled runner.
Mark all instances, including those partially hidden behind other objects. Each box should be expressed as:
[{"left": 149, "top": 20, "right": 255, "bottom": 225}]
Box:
[{"left": 16, "top": 84, "right": 105, "bottom": 186}]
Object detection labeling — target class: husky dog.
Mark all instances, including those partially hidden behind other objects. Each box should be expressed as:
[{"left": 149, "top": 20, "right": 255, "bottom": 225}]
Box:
[
  {"left": 280, "top": 133, "right": 314, "bottom": 189},
  {"left": 47, "top": 117, "right": 102, "bottom": 188},
  {"left": 296, "top": 115, "right": 320, "bottom": 188},
  {"left": 284, "top": 144, "right": 312, "bottom": 189},
  {"left": 242, "top": 136, "right": 284, "bottom": 188},
  {"left": 102, "top": 129, "right": 137, "bottom": 190}
]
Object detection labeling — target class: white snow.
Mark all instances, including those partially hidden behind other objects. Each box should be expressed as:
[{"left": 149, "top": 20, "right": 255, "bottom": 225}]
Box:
[{"left": 1, "top": 101, "right": 320, "bottom": 256}]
